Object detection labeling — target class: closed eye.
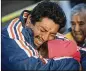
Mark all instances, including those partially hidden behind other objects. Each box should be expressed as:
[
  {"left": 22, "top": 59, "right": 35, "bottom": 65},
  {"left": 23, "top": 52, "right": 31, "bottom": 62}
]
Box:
[
  {"left": 40, "top": 26, "right": 48, "bottom": 32},
  {"left": 79, "top": 21, "right": 85, "bottom": 26},
  {"left": 40, "top": 29, "right": 45, "bottom": 32},
  {"left": 71, "top": 21, "right": 76, "bottom": 26}
]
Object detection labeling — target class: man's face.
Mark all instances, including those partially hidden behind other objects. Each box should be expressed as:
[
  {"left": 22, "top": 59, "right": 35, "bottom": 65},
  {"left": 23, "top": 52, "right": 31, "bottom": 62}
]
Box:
[
  {"left": 33, "top": 17, "right": 60, "bottom": 48},
  {"left": 71, "top": 12, "right": 86, "bottom": 43}
]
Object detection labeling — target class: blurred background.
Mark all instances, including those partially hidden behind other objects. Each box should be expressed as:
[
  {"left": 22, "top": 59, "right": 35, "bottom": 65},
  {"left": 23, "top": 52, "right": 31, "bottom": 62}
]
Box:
[{"left": 1, "top": 0, "right": 86, "bottom": 30}]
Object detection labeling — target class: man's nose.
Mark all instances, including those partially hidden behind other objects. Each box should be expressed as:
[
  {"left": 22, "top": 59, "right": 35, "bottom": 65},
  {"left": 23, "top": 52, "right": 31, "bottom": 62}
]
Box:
[
  {"left": 42, "top": 33, "right": 49, "bottom": 41},
  {"left": 74, "top": 24, "right": 80, "bottom": 32}
]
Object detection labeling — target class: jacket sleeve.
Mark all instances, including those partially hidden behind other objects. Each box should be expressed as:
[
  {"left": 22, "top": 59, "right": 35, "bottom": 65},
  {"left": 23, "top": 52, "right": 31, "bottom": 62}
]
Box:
[
  {"left": 39, "top": 57, "right": 80, "bottom": 70},
  {"left": 80, "top": 49, "right": 86, "bottom": 71},
  {"left": 1, "top": 34, "right": 80, "bottom": 70}
]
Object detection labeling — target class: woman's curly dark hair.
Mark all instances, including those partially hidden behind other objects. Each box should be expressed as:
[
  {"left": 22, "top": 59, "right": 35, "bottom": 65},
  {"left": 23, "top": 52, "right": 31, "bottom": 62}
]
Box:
[{"left": 30, "top": 1, "right": 66, "bottom": 30}]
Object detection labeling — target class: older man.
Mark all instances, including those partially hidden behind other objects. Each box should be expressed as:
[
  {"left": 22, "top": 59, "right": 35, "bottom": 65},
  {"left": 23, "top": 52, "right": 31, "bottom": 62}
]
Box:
[{"left": 65, "top": 3, "right": 86, "bottom": 70}]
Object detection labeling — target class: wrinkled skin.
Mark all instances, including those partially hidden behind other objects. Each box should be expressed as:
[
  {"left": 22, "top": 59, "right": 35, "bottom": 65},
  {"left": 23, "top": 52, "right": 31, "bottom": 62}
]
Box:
[
  {"left": 71, "top": 10, "right": 86, "bottom": 45},
  {"left": 26, "top": 17, "right": 60, "bottom": 48}
]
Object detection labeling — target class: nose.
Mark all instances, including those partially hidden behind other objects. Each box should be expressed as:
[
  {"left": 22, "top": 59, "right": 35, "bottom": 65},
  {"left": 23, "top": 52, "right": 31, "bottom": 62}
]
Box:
[
  {"left": 74, "top": 24, "right": 80, "bottom": 32},
  {"left": 42, "top": 33, "right": 49, "bottom": 41}
]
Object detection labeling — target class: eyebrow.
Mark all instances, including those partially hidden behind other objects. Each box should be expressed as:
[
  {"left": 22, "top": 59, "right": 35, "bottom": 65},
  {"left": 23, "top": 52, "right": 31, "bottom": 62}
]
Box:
[
  {"left": 78, "top": 21, "right": 84, "bottom": 24},
  {"left": 71, "top": 21, "right": 84, "bottom": 24},
  {"left": 40, "top": 26, "right": 48, "bottom": 32}
]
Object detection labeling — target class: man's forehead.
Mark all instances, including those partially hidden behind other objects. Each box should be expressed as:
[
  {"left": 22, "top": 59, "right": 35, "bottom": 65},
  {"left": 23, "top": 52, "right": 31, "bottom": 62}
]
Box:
[
  {"left": 39, "top": 19, "right": 58, "bottom": 29},
  {"left": 40, "top": 24, "right": 58, "bottom": 34},
  {"left": 71, "top": 13, "right": 86, "bottom": 21},
  {"left": 80, "top": 11, "right": 86, "bottom": 21},
  {"left": 40, "top": 25, "right": 51, "bottom": 30}
]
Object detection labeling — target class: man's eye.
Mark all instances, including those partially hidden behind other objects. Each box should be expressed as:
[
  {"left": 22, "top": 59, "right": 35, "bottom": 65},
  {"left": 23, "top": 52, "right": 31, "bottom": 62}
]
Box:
[
  {"left": 71, "top": 21, "right": 75, "bottom": 26},
  {"left": 79, "top": 22, "right": 84, "bottom": 26},
  {"left": 72, "top": 23, "right": 75, "bottom": 25},
  {"left": 72, "top": 23, "right": 75, "bottom": 26},
  {"left": 50, "top": 35, "right": 55, "bottom": 38},
  {"left": 40, "top": 29, "right": 45, "bottom": 32}
]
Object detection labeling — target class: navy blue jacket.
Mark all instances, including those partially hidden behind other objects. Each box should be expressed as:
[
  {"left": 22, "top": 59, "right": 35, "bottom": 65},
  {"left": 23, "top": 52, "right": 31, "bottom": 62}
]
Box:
[
  {"left": 65, "top": 28, "right": 86, "bottom": 71},
  {"left": 1, "top": 10, "right": 80, "bottom": 70}
]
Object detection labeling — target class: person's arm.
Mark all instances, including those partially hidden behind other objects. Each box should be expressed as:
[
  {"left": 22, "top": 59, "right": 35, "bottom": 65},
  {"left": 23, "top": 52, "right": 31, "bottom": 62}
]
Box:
[
  {"left": 1, "top": 34, "right": 80, "bottom": 70},
  {"left": 39, "top": 57, "right": 80, "bottom": 70}
]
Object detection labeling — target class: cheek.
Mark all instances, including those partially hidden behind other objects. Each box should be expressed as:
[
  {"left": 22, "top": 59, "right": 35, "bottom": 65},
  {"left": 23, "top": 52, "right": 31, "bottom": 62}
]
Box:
[
  {"left": 72, "top": 31, "right": 75, "bottom": 36},
  {"left": 33, "top": 27, "right": 40, "bottom": 37},
  {"left": 49, "top": 36, "right": 55, "bottom": 40},
  {"left": 82, "top": 26, "right": 86, "bottom": 36},
  {"left": 71, "top": 26, "right": 75, "bottom": 32},
  {"left": 71, "top": 28, "right": 75, "bottom": 36}
]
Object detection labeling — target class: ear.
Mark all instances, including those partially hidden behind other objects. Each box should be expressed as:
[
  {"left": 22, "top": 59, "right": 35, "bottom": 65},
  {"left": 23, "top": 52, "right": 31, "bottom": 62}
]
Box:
[{"left": 25, "top": 15, "right": 34, "bottom": 30}]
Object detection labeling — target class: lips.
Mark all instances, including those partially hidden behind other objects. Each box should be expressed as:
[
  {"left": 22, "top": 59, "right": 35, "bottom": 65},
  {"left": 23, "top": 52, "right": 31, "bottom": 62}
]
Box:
[
  {"left": 34, "top": 36, "right": 44, "bottom": 47},
  {"left": 37, "top": 38, "right": 43, "bottom": 45},
  {"left": 72, "top": 31, "right": 84, "bottom": 42},
  {"left": 74, "top": 31, "right": 83, "bottom": 35},
  {"left": 76, "top": 35, "right": 83, "bottom": 39}
]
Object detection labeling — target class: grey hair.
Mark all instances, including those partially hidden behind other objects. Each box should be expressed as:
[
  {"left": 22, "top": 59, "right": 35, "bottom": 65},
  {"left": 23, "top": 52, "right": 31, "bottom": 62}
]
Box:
[{"left": 71, "top": 3, "right": 86, "bottom": 16}]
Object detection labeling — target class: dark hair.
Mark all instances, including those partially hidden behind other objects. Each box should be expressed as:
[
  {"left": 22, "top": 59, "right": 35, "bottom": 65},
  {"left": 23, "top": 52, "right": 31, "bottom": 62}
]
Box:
[
  {"left": 31, "top": 1, "right": 66, "bottom": 30},
  {"left": 38, "top": 41, "right": 48, "bottom": 58}
]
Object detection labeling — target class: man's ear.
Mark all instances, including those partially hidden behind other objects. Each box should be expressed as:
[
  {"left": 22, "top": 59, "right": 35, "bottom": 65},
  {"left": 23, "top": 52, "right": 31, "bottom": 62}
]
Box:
[{"left": 25, "top": 15, "right": 34, "bottom": 30}]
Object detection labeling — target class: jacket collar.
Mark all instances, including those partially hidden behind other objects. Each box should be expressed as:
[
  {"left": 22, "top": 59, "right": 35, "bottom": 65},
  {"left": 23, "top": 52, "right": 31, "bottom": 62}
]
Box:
[{"left": 19, "top": 10, "right": 36, "bottom": 48}]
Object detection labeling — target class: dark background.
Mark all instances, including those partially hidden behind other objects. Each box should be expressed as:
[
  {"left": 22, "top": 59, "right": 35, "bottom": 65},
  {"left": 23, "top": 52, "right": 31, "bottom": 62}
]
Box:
[
  {"left": 2, "top": 0, "right": 43, "bottom": 17},
  {"left": 1, "top": 0, "right": 86, "bottom": 27}
]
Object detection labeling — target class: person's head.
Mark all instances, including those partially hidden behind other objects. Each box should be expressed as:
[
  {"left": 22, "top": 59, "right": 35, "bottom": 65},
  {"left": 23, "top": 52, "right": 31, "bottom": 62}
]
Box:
[
  {"left": 26, "top": 1, "right": 66, "bottom": 48},
  {"left": 71, "top": 3, "right": 86, "bottom": 44},
  {"left": 38, "top": 39, "right": 80, "bottom": 62},
  {"left": 38, "top": 41, "right": 48, "bottom": 58}
]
